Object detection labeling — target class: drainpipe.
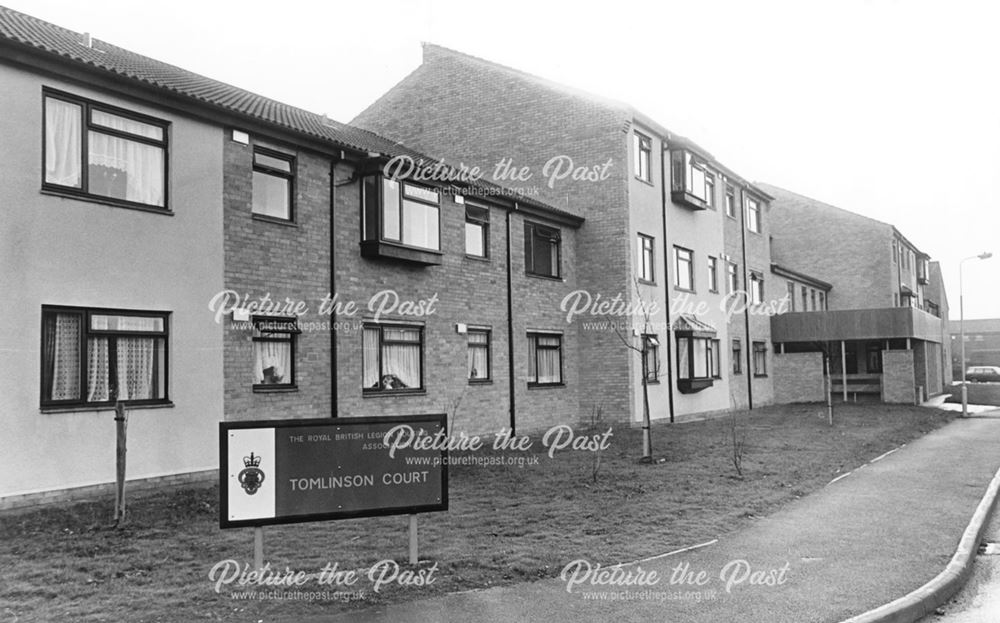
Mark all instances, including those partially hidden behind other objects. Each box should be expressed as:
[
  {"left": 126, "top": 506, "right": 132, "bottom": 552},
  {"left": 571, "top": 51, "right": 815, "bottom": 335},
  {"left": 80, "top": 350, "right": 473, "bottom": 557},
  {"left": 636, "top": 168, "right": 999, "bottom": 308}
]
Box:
[
  {"left": 507, "top": 203, "right": 516, "bottom": 434},
  {"left": 740, "top": 185, "right": 753, "bottom": 410},
  {"left": 659, "top": 146, "right": 675, "bottom": 422},
  {"left": 329, "top": 156, "right": 341, "bottom": 417}
]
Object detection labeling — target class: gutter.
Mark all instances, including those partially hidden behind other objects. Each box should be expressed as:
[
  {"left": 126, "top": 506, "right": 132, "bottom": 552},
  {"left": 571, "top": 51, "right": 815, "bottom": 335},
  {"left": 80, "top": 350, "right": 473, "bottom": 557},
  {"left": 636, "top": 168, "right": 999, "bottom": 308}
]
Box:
[
  {"left": 740, "top": 184, "right": 754, "bottom": 410},
  {"left": 659, "top": 146, "right": 675, "bottom": 423},
  {"left": 507, "top": 204, "right": 517, "bottom": 434}
]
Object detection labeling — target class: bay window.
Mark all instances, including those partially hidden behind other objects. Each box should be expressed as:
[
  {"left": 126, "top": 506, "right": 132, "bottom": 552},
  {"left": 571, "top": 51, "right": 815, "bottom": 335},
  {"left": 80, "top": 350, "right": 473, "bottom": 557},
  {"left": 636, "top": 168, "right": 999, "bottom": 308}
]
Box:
[
  {"left": 43, "top": 90, "right": 168, "bottom": 211},
  {"left": 363, "top": 323, "right": 424, "bottom": 393},
  {"left": 362, "top": 176, "right": 442, "bottom": 265},
  {"left": 41, "top": 306, "right": 169, "bottom": 408},
  {"left": 673, "top": 314, "right": 719, "bottom": 393},
  {"left": 670, "top": 149, "right": 712, "bottom": 210}
]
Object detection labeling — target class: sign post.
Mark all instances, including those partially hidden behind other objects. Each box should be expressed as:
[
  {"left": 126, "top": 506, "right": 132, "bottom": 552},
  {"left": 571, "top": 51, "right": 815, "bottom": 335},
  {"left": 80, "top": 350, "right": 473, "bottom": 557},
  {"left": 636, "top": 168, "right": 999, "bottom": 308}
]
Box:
[{"left": 220, "top": 414, "right": 448, "bottom": 564}]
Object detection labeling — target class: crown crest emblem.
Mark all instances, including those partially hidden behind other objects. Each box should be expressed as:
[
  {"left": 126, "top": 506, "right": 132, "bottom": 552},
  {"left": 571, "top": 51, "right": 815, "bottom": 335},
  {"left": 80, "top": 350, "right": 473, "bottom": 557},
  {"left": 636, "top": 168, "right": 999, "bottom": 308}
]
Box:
[
  {"left": 238, "top": 451, "right": 265, "bottom": 495},
  {"left": 243, "top": 452, "right": 262, "bottom": 468}
]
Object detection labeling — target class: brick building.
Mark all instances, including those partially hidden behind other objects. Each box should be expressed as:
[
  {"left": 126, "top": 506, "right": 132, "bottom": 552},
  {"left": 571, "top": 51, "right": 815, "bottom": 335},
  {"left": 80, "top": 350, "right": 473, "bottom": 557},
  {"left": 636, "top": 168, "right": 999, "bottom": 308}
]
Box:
[
  {"left": 763, "top": 184, "right": 950, "bottom": 402},
  {"left": 0, "top": 8, "right": 583, "bottom": 506},
  {"left": 353, "top": 44, "right": 783, "bottom": 423}
]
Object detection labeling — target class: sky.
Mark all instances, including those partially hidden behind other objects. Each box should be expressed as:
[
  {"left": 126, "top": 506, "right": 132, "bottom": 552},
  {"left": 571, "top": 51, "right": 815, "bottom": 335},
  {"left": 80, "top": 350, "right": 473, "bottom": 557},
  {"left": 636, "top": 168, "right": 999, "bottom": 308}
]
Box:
[{"left": 7, "top": 0, "right": 998, "bottom": 318}]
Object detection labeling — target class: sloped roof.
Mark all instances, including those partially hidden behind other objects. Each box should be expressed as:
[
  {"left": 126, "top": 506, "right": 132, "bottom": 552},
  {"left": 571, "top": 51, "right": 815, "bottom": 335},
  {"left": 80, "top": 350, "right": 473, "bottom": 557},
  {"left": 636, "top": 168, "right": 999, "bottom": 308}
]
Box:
[
  {"left": 672, "top": 313, "right": 717, "bottom": 336},
  {"left": 0, "top": 6, "right": 576, "bottom": 220}
]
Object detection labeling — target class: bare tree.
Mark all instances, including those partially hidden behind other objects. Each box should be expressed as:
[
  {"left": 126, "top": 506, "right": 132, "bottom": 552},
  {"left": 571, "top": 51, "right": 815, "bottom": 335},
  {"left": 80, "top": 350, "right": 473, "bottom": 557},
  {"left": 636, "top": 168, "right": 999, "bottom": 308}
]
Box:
[
  {"left": 611, "top": 278, "right": 662, "bottom": 462},
  {"left": 586, "top": 402, "right": 606, "bottom": 483},
  {"left": 112, "top": 396, "right": 128, "bottom": 526},
  {"left": 728, "top": 408, "right": 747, "bottom": 477}
]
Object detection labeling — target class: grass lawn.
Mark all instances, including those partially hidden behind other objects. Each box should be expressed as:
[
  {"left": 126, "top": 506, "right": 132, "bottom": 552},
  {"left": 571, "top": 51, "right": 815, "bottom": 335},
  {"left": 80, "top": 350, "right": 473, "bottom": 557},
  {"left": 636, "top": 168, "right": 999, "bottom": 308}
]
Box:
[{"left": 1, "top": 403, "right": 955, "bottom": 622}]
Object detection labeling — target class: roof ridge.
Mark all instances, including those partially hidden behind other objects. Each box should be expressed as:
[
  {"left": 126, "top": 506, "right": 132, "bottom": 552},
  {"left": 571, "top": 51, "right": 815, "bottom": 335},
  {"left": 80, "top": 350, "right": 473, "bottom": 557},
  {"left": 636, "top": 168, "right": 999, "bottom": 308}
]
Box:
[{"left": 756, "top": 182, "right": 895, "bottom": 230}]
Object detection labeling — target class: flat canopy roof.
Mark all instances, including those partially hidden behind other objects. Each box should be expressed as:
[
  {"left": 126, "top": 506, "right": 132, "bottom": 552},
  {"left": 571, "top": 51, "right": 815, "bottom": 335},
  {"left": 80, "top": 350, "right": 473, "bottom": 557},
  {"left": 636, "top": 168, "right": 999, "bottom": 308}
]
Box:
[{"left": 771, "top": 307, "right": 944, "bottom": 344}]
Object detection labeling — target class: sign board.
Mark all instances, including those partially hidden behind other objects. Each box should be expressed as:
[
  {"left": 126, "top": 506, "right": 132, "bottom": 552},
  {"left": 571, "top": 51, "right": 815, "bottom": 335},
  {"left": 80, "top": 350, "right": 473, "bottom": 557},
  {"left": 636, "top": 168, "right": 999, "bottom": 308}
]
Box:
[{"left": 219, "top": 415, "right": 448, "bottom": 529}]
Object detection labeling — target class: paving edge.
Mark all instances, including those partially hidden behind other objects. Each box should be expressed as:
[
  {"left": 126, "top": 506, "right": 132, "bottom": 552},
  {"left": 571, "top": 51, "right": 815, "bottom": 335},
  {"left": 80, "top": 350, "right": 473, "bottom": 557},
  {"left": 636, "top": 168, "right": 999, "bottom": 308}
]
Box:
[{"left": 839, "top": 461, "right": 1000, "bottom": 623}]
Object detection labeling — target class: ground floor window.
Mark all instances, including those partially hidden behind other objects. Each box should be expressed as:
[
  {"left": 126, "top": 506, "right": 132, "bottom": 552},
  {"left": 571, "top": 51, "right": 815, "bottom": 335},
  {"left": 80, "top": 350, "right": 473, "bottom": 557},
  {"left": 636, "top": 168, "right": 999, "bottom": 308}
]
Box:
[
  {"left": 643, "top": 334, "right": 660, "bottom": 382},
  {"left": 252, "top": 316, "right": 299, "bottom": 389},
  {"left": 753, "top": 341, "right": 768, "bottom": 376},
  {"left": 363, "top": 323, "right": 424, "bottom": 392},
  {"left": 528, "top": 332, "right": 563, "bottom": 385},
  {"left": 677, "top": 336, "right": 721, "bottom": 380},
  {"left": 732, "top": 339, "right": 742, "bottom": 374},
  {"left": 41, "top": 306, "right": 169, "bottom": 407},
  {"left": 468, "top": 328, "right": 491, "bottom": 381}
]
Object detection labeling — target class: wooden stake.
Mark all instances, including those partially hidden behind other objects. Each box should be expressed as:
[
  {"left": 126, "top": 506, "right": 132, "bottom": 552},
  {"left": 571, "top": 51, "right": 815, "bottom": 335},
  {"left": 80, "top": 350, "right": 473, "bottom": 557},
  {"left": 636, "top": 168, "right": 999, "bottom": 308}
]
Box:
[
  {"left": 408, "top": 514, "right": 418, "bottom": 565},
  {"left": 254, "top": 526, "right": 264, "bottom": 571}
]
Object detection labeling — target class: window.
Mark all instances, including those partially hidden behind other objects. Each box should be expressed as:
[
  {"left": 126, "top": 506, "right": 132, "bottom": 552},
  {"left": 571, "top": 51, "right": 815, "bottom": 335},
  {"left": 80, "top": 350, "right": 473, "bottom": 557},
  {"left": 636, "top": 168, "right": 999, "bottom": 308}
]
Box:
[
  {"left": 43, "top": 91, "right": 168, "bottom": 210},
  {"left": 725, "top": 187, "right": 736, "bottom": 218},
  {"left": 362, "top": 177, "right": 441, "bottom": 258},
  {"left": 363, "top": 324, "right": 424, "bottom": 392},
  {"left": 727, "top": 262, "right": 739, "bottom": 293},
  {"left": 732, "top": 339, "right": 743, "bottom": 374},
  {"left": 810, "top": 289, "right": 818, "bottom": 311},
  {"left": 709, "top": 339, "right": 721, "bottom": 379},
  {"left": 633, "top": 132, "right": 651, "bottom": 182},
  {"left": 749, "top": 272, "right": 763, "bottom": 304},
  {"left": 40, "top": 306, "right": 168, "bottom": 408},
  {"left": 746, "top": 197, "right": 761, "bottom": 233},
  {"left": 669, "top": 150, "right": 712, "bottom": 209},
  {"left": 708, "top": 256, "right": 719, "bottom": 293},
  {"left": 801, "top": 286, "right": 808, "bottom": 311},
  {"left": 465, "top": 205, "right": 490, "bottom": 258},
  {"left": 252, "top": 148, "right": 294, "bottom": 221},
  {"left": 677, "top": 337, "right": 719, "bottom": 380},
  {"left": 819, "top": 292, "right": 826, "bottom": 310},
  {"left": 753, "top": 341, "right": 768, "bottom": 376},
  {"left": 252, "top": 317, "right": 299, "bottom": 389},
  {"left": 674, "top": 246, "right": 694, "bottom": 291},
  {"left": 528, "top": 333, "right": 563, "bottom": 386},
  {"left": 638, "top": 234, "right": 655, "bottom": 283},
  {"left": 643, "top": 334, "right": 660, "bottom": 382},
  {"left": 787, "top": 282, "right": 796, "bottom": 311},
  {"left": 525, "top": 222, "right": 561, "bottom": 278},
  {"left": 891, "top": 240, "right": 898, "bottom": 264},
  {"left": 467, "top": 329, "right": 491, "bottom": 381}
]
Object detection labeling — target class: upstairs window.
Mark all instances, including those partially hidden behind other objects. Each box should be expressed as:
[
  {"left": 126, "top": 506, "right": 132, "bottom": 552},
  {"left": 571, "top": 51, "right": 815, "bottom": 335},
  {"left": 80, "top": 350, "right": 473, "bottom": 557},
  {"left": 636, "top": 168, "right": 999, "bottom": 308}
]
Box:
[
  {"left": 670, "top": 150, "right": 712, "bottom": 209},
  {"left": 633, "top": 132, "right": 651, "bottom": 182},
  {"left": 786, "top": 281, "right": 796, "bottom": 311},
  {"left": 732, "top": 339, "right": 742, "bottom": 374},
  {"left": 362, "top": 177, "right": 441, "bottom": 264},
  {"left": 708, "top": 256, "right": 719, "bottom": 293},
  {"left": 525, "top": 222, "right": 561, "bottom": 278},
  {"left": 465, "top": 205, "right": 490, "bottom": 258},
  {"left": 638, "top": 234, "right": 655, "bottom": 283},
  {"left": 727, "top": 261, "right": 739, "bottom": 294},
  {"left": 749, "top": 272, "right": 764, "bottom": 304},
  {"left": 725, "top": 187, "right": 736, "bottom": 218},
  {"left": 674, "top": 246, "right": 694, "bottom": 291},
  {"left": 252, "top": 148, "right": 294, "bottom": 221},
  {"left": 41, "top": 306, "right": 169, "bottom": 408},
  {"left": 44, "top": 91, "right": 168, "bottom": 210},
  {"left": 746, "top": 197, "right": 761, "bottom": 233}
]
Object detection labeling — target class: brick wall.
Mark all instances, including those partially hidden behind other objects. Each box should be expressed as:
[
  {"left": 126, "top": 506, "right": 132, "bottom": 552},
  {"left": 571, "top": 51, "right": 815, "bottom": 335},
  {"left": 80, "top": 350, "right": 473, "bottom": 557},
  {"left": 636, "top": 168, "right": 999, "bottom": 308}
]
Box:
[
  {"left": 353, "top": 47, "right": 636, "bottom": 423},
  {"left": 223, "top": 133, "right": 333, "bottom": 421},
  {"left": 882, "top": 349, "right": 916, "bottom": 403},
  {"left": 773, "top": 352, "right": 826, "bottom": 403}
]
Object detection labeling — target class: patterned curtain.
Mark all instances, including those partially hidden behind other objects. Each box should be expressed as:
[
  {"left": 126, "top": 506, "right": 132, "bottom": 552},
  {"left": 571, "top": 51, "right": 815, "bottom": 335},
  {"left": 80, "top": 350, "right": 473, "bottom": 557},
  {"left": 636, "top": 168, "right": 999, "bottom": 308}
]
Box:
[
  {"left": 44, "top": 98, "right": 82, "bottom": 187},
  {"left": 88, "top": 110, "right": 164, "bottom": 206},
  {"left": 253, "top": 340, "right": 290, "bottom": 385},
  {"left": 467, "top": 333, "right": 488, "bottom": 379},
  {"left": 87, "top": 337, "right": 110, "bottom": 402},
  {"left": 44, "top": 313, "right": 82, "bottom": 401},
  {"left": 117, "top": 337, "right": 156, "bottom": 400},
  {"left": 363, "top": 328, "right": 380, "bottom": 388},
  {"left": 382, "top": 328, "right": 420, "bottom": 388}
]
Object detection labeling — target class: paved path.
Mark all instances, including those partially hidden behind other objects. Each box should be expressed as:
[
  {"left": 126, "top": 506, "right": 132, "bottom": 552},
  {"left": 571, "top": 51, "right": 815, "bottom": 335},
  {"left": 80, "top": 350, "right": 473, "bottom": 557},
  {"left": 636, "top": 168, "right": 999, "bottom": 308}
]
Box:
[{"left": 302, "top": 413, "right": 1000, "bottom": 623}]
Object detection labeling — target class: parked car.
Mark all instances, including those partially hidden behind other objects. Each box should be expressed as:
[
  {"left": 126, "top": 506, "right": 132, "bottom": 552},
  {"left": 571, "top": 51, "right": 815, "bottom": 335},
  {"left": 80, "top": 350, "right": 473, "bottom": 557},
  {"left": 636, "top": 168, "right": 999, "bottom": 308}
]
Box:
[{"left": 966, "top": 366, "right": 1000, "bottom": 383}]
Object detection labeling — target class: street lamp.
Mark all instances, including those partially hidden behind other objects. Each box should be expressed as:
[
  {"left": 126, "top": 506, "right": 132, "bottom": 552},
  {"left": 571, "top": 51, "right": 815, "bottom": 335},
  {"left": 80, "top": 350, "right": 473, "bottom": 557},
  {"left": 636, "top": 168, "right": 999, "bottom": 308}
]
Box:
[{"left": 960, "top": 251, "right": 993, "bottom": 417}]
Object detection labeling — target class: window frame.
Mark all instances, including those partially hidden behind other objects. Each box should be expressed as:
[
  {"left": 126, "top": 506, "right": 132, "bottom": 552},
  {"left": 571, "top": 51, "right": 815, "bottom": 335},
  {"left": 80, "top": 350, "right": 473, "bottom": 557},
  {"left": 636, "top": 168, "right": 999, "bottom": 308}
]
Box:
[
  {"left": 674, "top": 245, "right": 695, "bottom": 291},
  {"left": 676, "top": 335, "right": 719, "bottom": 383},
  {"left": 753, "top": 341, "right": 768, "bottom": 377},
  {"left": 786, "top": 281, "right": 796, "bottom": 311},
  {"left": 732, "top": 338, "right": 743, "bottom": 375},
  {"left": 638, "top": 233, "right": 655, "bottom": 284},
  {"left": 467, "top": 328, "right": 492, "bottom": 383},
  {"left": 42, "top": 89, "right": 170, "bottom": 213},
  {"left": 361, "top": 176, "right": 443, "bottom": 261},
  {"left": 707, "top": 256, "right": 719, "bottom": 293},
  {"left": 745, "top": 196, "right": 762, "bottom": 233},
  {"left": 39, "top": 305, "right": 170, "bottom": 409},
  {"left": 725, "top": 187, "right": 736, "bottom": 218},
  {"left": 527, "top": 332, "right": 564, "bottom": 387},
  {"left": 251, "top": 315, "right": 300, "bottom": 391},
  {"left": 749, "top": 271, "right": 764, "bottom": 305},
  {"left": 251, "top": 146, "right": 295, "bottom": 223},
  {"left": 633, "top": 132, "right": 652, "bottom": 182},
  {"left": 464, "top": 204, "right": 490, "bottom": 259},
  {"left": 524, "top": 222, "right": 562, "bottom": 279},
  {"left": 643, "top": 334, "right": 660, "bottom": 383},
  {"left": 727, "top": 261, "right": 739, "bottom": 294},
  {"left": 362, "top": 322, "right": 426, "bottom": 395}
]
